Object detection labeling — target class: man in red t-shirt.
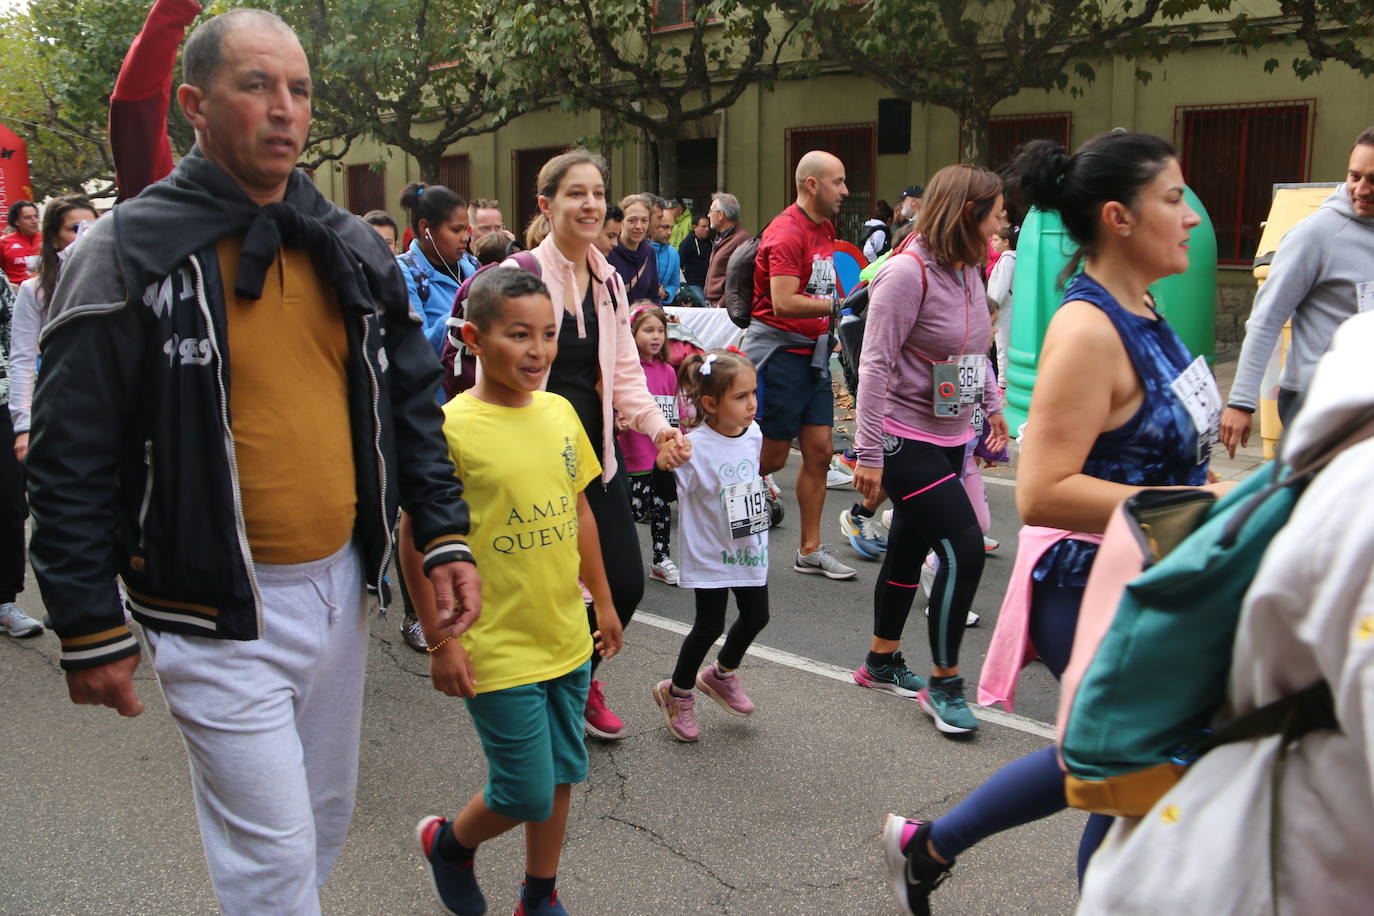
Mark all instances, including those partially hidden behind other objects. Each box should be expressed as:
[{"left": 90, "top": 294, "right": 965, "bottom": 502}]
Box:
[
  {"left": 752, "top": 150, "right": 857, "bottom": 580},
  {"left": 2, "top": 201, "right": 41, "bottom": 287}
]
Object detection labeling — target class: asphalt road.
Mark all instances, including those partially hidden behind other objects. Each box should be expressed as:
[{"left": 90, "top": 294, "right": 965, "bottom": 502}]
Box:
[
  {"left": 2, "top": 585, "right": 1085, "bottom": 916},
  {"left": 1, "top": 454, "right": 1088, "bottom": 916}
]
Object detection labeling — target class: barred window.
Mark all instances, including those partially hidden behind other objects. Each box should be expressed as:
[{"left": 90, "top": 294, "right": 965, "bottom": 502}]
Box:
[
  {"left": 1177, "top": 101, "right": 1314, "bottom": 264},
  {"left": 786, "top": 123, "right": 875, "bottom": 246},
  {"left": 346, "top": 164, "right": 385, "bottom": 216}
]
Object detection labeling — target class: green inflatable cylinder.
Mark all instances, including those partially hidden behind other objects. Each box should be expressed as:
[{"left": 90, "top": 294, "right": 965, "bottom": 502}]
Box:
[{"left": 1002, "top": 188, "right": 1217, "bottom": 437}]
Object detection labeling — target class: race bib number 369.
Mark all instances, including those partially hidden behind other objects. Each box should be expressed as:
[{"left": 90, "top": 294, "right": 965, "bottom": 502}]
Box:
[{"left": 654, "top": 394, "right": 679, "bottom": 427}]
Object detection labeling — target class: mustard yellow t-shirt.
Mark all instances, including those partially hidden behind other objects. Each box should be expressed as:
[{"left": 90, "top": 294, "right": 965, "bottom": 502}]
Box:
[
  {"left": 443, "top": 391, "right": 601, "bottom": 693},
  {"left": 218, "top": 238, "right": 356, "bottom": 564}
]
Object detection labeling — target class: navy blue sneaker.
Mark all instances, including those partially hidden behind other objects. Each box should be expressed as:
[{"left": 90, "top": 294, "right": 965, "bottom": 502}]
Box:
[
  {"left": 415, "top": 816, "right": 486, "bottom": 916},
  {"left": 514, "top": 884, "right": 569, "bottom": 915}
]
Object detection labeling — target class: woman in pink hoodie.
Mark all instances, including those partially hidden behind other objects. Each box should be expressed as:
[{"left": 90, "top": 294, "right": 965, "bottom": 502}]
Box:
[
  {"left": 520, "top": 151, "right": 690, "bottom": 740},
  {"left": 850, "top": 164, "right": 1009, "bottom": 737}
]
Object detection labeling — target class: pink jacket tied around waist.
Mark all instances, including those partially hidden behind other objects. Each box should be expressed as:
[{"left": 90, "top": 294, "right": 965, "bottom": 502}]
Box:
[{"left": 977, "top": 525, "right": 1103, "bottom": 712}]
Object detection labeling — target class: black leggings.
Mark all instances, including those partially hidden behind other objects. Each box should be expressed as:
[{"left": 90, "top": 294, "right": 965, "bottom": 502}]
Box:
[
  {"left": 629, "top": 472, "right": 673, "bottom": 565},
  {"left": 671, "top": 586, "right": 770, "bottom": 690},
  {"left": 873, "top": 438, "right": 984, "bottom": 669},
  {"left": 584, "top": 465, "right": 644, "bottom": 671},
  {"left": 0, "top": 408, "right": 26, "bottom": 604}
]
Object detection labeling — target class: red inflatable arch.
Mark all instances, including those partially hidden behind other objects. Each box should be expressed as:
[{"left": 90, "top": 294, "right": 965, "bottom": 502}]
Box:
[{"left": 0, "top": 123, "right": 34, "bottom": 232}]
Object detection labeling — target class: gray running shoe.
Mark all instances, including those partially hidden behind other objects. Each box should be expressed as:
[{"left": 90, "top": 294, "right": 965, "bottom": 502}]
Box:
[
  {"left": 0, "top": 603, "right": 43, "bottom": 638},
  {"left": 794, "top": 545, "right": 857, "bottom": 580},
  {"left": 401, "top": 613, "right": 428, "bottom": 653}
]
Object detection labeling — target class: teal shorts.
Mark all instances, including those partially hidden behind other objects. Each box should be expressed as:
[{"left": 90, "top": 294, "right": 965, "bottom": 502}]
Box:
[{"left": 463, "top": 661, "right": 591, "bottom": 822}]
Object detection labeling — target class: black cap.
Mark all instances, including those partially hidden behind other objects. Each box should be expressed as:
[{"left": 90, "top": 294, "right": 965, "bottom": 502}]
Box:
[{"left": 899, "top": 185, "right": 924, "bottom": 199}]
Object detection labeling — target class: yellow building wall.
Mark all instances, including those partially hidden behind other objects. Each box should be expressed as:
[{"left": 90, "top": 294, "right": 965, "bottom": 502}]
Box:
[{"left": 317, "top": 25, "right": 1372, "bottom": 272}]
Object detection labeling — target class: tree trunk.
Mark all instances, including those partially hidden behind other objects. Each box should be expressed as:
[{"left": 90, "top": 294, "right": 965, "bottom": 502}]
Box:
[
  {"left": 957, "top": 102, "right": 993, "bottom": 167},
  {"left": 599, "top": 108, "right": 615, "bottom": 167},
  {"left": 655, "top": 127, "right": 679, "bottom": 199},
  {"left": 414, "top": 147, "right": 442, "bottom": 185}
]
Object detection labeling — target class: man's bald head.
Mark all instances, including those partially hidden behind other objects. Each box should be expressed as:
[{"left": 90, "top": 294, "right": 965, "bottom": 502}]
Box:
[
  {"left": 182, "top": 8, "right": 298, "bottom": 90},
  {"left": 795, "top": 151, "right": 843, "bottom": 191},
  {"left": 794, "top": 150, "right": 848, "bottom": 221}
]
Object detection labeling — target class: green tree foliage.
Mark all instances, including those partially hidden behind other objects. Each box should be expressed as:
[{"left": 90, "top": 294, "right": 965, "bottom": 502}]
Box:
[
  {"left": 1, "top": 0, "right": 360, "bottom": 199},
  {"left": 271, "top": 0, "right": 561, "bottom": 183},
  {"left": 781, "top": 0, "right": 1199, "bottom": 166},
  {"left": 504, "top": 0, "right": 803, "bottom": 198},
  {"left": 1222, "top": 0, "right": 1374, "bottom": 78},
  {"left": 0, "top": 0, "right": 183, "bottom": 199}
]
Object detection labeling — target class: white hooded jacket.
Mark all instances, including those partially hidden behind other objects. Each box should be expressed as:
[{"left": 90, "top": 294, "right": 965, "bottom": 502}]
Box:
[{"left": 1079, "top": 311, "right": 1374, "bottom": 915}]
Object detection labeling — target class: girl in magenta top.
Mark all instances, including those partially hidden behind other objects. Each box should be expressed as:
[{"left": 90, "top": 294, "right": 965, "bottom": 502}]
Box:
[
  {"left": 850, "top": 164, "right": 1010, "bottom": 737},
  {"left": 616, "top": 304, "right": 681, "bottom": 585}
]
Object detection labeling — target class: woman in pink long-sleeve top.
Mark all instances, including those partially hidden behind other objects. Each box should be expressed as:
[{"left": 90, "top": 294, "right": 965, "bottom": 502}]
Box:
[{"left": 849, "top": 164, "right": 1009, "bottom": 736}]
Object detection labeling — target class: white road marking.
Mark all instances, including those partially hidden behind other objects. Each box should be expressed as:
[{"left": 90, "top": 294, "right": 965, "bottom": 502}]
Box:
[{"left": 634, "top": 611, "right": 1057, "bottom": 740}]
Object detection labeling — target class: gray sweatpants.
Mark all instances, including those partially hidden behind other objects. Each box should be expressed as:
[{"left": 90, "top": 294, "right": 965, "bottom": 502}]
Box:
[{"left": 146, "top": 541, "right": 368, "bottom": 916}]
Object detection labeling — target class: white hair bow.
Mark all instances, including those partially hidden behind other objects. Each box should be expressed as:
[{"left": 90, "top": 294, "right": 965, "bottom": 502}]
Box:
[{"left": 700, "top": 353, "right": 718, "bottom": 376}]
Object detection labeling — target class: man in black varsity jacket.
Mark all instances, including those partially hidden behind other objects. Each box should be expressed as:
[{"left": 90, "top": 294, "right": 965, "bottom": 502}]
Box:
[{"left": 26, "top": 9, "right": 480, "bottom": 914}]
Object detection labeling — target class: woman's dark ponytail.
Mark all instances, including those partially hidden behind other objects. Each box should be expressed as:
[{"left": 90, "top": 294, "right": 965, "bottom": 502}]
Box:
[
  {"left": 1012, "top": 139, "right": 1071, "bottom": 217},
  {"left": 400, "top": 181, "right": 466, "bottom": 235},
  {"left": 1008, "top": 131, "right": 1176, "bottom": 283}
]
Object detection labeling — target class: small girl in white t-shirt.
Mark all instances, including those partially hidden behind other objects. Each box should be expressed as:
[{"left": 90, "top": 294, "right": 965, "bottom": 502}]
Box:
[{"left": 651, "top": 349, "right": 770, "bottom": 743}]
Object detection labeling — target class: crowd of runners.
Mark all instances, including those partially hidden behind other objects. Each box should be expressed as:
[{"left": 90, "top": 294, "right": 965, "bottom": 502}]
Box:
[{"left": 4, "top": 3, "right": 1374, "bottom": 915}]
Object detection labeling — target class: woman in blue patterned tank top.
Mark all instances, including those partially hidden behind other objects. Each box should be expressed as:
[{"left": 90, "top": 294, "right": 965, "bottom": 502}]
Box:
[{"left": 881, "top": 131, "right": 1232, "bottom": 916}]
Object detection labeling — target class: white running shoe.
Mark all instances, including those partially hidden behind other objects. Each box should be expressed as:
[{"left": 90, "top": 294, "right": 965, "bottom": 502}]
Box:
[
  {"left": 881, "top": 508, "right": 893, "bottom": 529},
  {"left": 0, "top": 602, "right": 42, "bottom": 638},
  {"left": 825, "top": 466, "right": 854, "bottom": 489},
  {"left": 649, "top": 559, "right": 680, "bottom": 585},
  {"left": 919, "top": 553, "right": 981, "bottom": 626},
  {"left": 983, "top": 535, "right": 1000, "bottom": 552}
]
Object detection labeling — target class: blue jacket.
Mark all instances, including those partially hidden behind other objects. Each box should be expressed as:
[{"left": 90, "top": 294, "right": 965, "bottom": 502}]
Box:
[
  {"left": 459, "top": 251, "right": 479, "bottom": 281},
  {"left": 398, "top": 240, "right": 463, "bottom": 356},
  {"left": 654, "top": 240, "right": 681, "bottom": 303}
]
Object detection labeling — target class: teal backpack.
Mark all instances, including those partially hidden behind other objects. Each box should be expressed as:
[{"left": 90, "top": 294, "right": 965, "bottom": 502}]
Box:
[{"left": 1054, "top": 416, "right": 1372, "bottom": 817}]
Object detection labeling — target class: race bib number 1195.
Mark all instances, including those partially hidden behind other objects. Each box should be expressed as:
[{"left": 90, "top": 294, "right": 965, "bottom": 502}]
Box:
[{"left": 725, "top": 479, "right": 770, "bottom": 539}]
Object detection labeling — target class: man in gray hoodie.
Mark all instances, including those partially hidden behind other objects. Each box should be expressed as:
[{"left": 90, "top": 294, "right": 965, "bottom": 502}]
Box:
[{"left": 1220, "top": 126, "right": 1374, "bottom": 456}]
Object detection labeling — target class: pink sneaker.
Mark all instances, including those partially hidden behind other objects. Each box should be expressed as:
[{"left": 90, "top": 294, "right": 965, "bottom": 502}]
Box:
[
  {"left": 652, "top": 679, "right": 700, "bottom": 742},
  {"left": 695, "top": 663, "right": 755, "bottom": 716},
  {"left": 584, "top": 678, "right": 626, "bottom": 739}
]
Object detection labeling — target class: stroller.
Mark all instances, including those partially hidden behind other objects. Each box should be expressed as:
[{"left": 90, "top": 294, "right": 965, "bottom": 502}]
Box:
[{"left": 665, "top": 315, "right": 785, "bottom": 530}]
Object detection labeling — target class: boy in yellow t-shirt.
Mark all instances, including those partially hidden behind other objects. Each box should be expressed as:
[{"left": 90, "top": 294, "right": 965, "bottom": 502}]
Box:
[{"left": 399, "top": 268, "right": 622, "bottom": 916}]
